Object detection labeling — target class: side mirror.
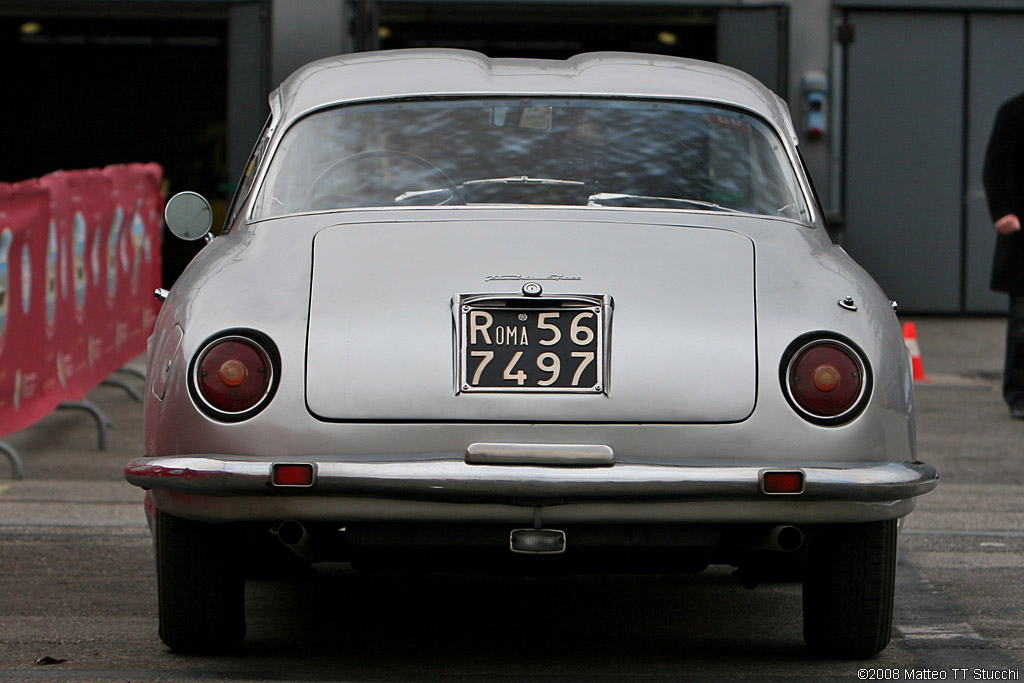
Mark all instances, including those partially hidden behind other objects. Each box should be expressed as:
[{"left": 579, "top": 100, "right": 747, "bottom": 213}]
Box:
[{"left": 164, "top": 191, "right": 213, "bottom": 241}]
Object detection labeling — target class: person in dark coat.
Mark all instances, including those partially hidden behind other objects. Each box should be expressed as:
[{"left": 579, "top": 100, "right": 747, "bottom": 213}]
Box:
[{"left": 983, "top": 92, "right": 1024, "bottom": 419}]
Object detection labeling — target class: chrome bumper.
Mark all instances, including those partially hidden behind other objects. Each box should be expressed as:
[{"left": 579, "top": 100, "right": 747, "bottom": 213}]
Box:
[{"left": 125, "top": 453, "right": 937, "bottom": 506}]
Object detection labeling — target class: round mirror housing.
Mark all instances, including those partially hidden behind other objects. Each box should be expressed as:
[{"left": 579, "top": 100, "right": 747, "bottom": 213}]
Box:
[{"left": 164, "top": 191, "right": 213, "bottom": 241}]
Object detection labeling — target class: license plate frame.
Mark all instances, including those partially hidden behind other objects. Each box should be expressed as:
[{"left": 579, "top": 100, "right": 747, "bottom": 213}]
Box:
[{"left": 458, "top": 294, "right": 607, "bottom": 394}]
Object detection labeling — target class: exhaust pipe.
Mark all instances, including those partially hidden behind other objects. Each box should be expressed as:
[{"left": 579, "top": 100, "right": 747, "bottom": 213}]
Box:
[
  {"left": 274, "top": 520, "right": 307, "bottom": 545},
  {"left": 767, "top": 525, "right": 804, "bottom": 552},
  {"left": 273, "top": 520, "right": 316, "bottom": 559},
  {"left": 731, "top": 525, "right": 804, "bottom": 552}
]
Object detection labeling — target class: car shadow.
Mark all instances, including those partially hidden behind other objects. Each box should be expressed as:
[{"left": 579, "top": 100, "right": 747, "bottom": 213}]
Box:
[{"left": 198, "top": 564, "right": 815, "bottom": 681}]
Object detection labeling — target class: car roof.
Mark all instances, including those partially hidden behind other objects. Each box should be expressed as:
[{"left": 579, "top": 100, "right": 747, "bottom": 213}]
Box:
[{"left": 269, "top": 49, "right": 799, "bottom": 145}]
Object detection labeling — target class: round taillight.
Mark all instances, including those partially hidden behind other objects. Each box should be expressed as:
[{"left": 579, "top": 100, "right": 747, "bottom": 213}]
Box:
[
  {"left": 784, "top": 338, "right": 869, "bottom": 424},
  {"left": 191, "top": 333, "right": 277, "bottom": 421}
]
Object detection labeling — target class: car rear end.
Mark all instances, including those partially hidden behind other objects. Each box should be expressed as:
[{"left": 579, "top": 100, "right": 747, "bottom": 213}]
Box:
[{"left": 126, "top": 50, "right": 936, "bottom": 657}]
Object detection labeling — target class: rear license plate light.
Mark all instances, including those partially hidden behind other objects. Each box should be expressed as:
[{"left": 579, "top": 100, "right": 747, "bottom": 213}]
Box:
[{"left": 510, "top": 528, "right": 566, "bottom": 554}]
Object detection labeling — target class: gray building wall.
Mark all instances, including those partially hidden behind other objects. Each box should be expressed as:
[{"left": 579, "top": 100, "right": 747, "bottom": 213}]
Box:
[
  {"left": 11, "top": 0, "right": 1021, "bottom": 313},
  {"left": 226, "top": 0, "right": 352, "bottom": 196},
  {"left": 837, "top": 2, "right": 1024, "bottom": 313},
  {"left": 966, "top": 13, "right": 1024, "bottom": 312},
  {"left": 270, "top": 0, "right": 351, "bottom": 86},
  {"left": 227, "top": 2, "right": 270, "bottom": 191},
  {"left": 786, "top": 0, "right": 832, "bottom": 208},
  {"left": 842, "top": 12, "right": 965, "bottom": 313}
]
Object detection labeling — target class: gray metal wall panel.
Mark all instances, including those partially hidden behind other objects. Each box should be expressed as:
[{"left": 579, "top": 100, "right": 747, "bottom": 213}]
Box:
[
  {"left": 966, "top": 14, "right": 1024, "bottom": 313},
  {"left": 843, "top": 12, "right": 963, "bottom": 313},
  {"left": 228, "top": 3, "right": 268, "bottom": 185},
  {"left": 270, "top": 0, "right": 348, "bottom": 86},
  {"left": 838, "top": 0, "right": 1024, "bottom": 9},
  {"left": 717, "top": 8, "right": 785, "bottom": 94}
]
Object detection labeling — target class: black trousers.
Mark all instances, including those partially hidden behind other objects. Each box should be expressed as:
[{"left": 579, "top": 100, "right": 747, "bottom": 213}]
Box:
[{"left": 1005, "top": 295, "right": 1024, "bottom": 410}]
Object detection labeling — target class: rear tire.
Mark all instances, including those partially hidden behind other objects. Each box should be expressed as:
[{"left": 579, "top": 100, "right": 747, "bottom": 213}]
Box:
[
  {"left": 802, "top": 520, "right": 896, "bottom": 658},
  {"left": 155, "top": 509, "right": 245, "bottom": 653}
]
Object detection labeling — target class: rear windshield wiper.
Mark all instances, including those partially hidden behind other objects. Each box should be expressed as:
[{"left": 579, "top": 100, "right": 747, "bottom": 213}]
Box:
[
  {"left": 587, "top": 192, "right": 741, "bottom": 212},
  {"left": 464, "top": 176, "right": 585, "bottom": 187},
  {"left": 396, "top": 176, "right": 585, "bottom": 203}
]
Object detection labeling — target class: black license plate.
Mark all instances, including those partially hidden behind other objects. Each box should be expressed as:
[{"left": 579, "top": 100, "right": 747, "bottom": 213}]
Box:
[{"left": 460, "top": 300, "right": 604, "bottom": 393}]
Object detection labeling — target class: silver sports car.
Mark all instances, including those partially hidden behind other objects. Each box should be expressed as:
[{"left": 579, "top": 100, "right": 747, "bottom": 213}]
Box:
[{"left": 125, "top": 49, "right": 937, "bottom": 658}]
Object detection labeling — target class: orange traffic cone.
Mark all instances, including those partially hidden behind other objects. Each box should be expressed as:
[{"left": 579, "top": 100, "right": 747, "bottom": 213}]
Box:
[{"left": 903, "top": 322, "right": 930, "bottom": 382}]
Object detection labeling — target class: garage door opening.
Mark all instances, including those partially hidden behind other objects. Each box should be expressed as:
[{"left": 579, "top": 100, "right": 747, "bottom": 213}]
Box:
[{"left": 371, "top": 3, "right": 717, "bottom": 61}]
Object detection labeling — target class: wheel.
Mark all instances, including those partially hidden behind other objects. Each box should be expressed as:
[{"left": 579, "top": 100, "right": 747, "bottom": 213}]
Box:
[
  {"left": 802, "top": 520, "right": 897, "bottom": 658},
  {"left": 154, "top": 509, "right": 245, "bottom": 653}
]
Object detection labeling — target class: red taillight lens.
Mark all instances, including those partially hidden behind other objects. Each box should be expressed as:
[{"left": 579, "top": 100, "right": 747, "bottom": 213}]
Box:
[
  {"left": 193, "top": 335, "right": 275, "bottom": 419},
  {"left": 785, "top": 339, "right": 868, "bottom": 423}
]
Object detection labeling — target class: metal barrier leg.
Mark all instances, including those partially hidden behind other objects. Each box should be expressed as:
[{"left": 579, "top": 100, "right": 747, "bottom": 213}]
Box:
[
  {"left": 58, "top": 399, "right": 116, "bottom": 451},
  {"left": 116, "top": 366, "right": 147, "bottom": 381},
  {"left": 101, "top": 377, "right": 143, "bottom": 402},
  {"left": 0, "top": 441, "right": 24, "bottom": 480},
  {"left": 101, "top": 365, "right": 147, "bottom": 402}
]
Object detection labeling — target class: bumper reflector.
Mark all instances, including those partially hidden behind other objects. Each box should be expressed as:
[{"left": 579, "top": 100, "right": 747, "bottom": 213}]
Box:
[
  {"left": 762, "top": 470, "right": 804, "bottom": 495},
  {"left": 272, "top": 463, "right": 315, "bottom": 487}
]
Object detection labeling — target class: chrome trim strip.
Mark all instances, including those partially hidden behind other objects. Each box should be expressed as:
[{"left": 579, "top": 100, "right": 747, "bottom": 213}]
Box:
[
  {"left": 466, "top": 442, "right": 614, "bottom": 466},
  {"left": 126, "top": 456, "right": 937, "bottom": 505}
]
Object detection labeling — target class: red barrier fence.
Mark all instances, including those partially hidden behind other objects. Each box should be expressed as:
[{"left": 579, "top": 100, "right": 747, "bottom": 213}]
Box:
[{"left": 0, "top": 163, "right": 163, "bottom": 438}]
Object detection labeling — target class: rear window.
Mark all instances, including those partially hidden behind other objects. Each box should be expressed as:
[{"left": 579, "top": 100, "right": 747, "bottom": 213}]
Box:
[{"left": 252, "top": 97, "right": 809, "bottom": 222}]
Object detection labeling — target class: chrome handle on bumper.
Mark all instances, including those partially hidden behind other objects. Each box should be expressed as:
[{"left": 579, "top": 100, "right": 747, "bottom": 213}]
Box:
[{"left": 466, "top": 443, "right": 614, "bottom": 466}]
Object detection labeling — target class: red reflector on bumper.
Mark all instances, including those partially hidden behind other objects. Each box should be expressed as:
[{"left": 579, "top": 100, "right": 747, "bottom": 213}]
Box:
[
  {"left": 272, "top": 463, "right": 315, "bottom": 487},
  {"left": 762, "top": 471, "right": 804, "bottom": 494}
]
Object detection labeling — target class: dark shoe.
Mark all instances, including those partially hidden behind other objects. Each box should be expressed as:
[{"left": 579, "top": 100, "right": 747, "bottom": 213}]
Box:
[{"left": 1011, "top": 407, "right": 1024, "bottom": 420}]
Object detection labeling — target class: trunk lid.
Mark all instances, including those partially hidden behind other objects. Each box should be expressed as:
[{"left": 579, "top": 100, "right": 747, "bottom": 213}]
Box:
[{"left": 306, "top": 215, "right": 755, "bottom": 423}]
